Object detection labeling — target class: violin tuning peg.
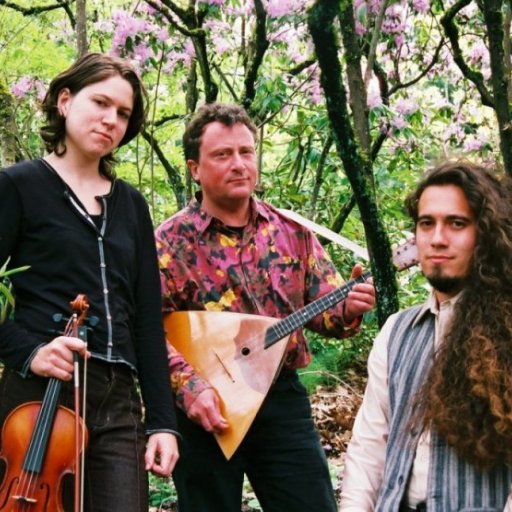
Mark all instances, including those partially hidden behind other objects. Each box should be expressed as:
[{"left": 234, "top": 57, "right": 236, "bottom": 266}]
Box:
[
  {"left": 87, "top": 316, "right": 99, "bottom": 327},
  {"left": 52, "top": 313, "right": 64, "bottom": 323}
]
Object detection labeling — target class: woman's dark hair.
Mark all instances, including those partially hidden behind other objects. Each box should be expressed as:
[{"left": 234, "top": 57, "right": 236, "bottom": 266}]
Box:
[
  {"left": 40, "top": 53, "right": 148, "bottom": 179},
  {"left": 183, "top": 103, "right": 258, "bottom": 163}
]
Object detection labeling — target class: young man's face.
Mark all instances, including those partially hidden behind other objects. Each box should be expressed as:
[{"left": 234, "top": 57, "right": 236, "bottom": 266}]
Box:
[
  {"left": 187, "top": 121, "right": 258, "bottom": 216},
  {"left": 415, "top": 184, "right": 477, "bottom": 302}
]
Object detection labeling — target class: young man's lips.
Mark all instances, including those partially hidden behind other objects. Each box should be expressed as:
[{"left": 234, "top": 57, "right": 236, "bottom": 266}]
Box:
[{"left": 428, "top": 255, "right": 451, "bottom": 263}]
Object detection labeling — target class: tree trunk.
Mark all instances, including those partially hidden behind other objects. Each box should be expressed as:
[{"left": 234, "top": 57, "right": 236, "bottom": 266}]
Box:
[
  {"left": 76, "top": 0, "right": 87, "bottom": 56},
  {"left": 481, "top": 0, "right": 512, "bottom": 176},
  {"left": 0, "top": 79, "right": 21, "bottom": 167},
  {"left": 308, "top": 0, "right": 399, "bottom": 326}
]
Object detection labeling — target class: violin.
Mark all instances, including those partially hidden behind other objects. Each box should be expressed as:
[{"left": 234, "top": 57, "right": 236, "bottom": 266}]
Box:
[{"left": 0, "top": 295, "right": 89, "bottom": 511}]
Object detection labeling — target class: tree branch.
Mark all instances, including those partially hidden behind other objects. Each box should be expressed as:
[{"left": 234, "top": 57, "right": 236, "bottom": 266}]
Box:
[
  {"left": 141, "top": 130, "right": 187, "bottom": 209},
  {"left": 337, "top": 0, "right": 372, "bottom": 157},
  {"left": 441, "top": 0, "right": 494, "bottom": 107},
  {"left": 243, "top": 0, "right": 269, "bottom": 110},
  {"left": 388, "top": 37, "right": 445, "bottom": 95},
  {"left": 0, "top": 0, "right": 74, "bottom": 15},
  {"left": 0, "top": 0, "right": 75, "bottom": 26}
]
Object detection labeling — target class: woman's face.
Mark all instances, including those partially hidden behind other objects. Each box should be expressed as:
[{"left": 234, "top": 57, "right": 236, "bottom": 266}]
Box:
[{"left": 57, "top": 74, "right": 134, "bottom": 162}]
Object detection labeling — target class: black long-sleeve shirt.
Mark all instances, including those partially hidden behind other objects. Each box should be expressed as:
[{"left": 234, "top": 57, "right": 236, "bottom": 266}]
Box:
[{"left": 0, "top": 159, "right": 177, "bottom": 433}]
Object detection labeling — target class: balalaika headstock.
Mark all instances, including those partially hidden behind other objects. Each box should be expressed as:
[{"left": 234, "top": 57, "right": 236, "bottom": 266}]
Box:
[{"left": 392, "top": 237, "right": 418, "bottom": 272}]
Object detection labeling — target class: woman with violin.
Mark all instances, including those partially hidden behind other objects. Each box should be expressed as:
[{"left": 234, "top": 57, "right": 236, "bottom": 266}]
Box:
[{"left": 0, "top": 53, "right": 179, "bottom": 511}]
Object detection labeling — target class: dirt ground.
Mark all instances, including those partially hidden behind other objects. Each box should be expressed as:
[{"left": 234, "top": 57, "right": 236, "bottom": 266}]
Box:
[{"left": 151, "top": 373, "right": 366, "bottom": 511}]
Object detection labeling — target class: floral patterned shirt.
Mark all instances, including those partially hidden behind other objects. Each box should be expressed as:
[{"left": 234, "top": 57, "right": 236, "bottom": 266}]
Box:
[{"left": 155, "top": 196, "right": 361, "bottom": 412}]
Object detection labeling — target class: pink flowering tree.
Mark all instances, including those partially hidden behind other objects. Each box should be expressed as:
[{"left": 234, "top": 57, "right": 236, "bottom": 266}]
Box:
[
  {"left": 306, "top": 0, "right": 512, "bottom": 321},
  {"left": 1, "top": 0, "right": 510, "bottom": 321}
]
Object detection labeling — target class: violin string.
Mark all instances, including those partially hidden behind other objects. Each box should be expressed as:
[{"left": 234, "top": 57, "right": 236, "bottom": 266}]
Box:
[{"left": 14, "top": 378, "right": 59, "bottom": 507}]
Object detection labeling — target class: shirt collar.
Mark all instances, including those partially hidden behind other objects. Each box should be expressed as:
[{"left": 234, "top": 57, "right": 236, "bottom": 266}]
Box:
[
  {"left": 412, "top": 288, "right": 462, "bottom": 327},
  {"left": 189, "top": 192, "right": 269, "bottom": 234}
]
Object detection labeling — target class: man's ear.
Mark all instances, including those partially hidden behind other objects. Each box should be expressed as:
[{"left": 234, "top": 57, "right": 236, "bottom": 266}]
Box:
[
  {"left": 56, "top": 88, "right": 72, "bottom": 117},
  {"left": 187, "top": 160, "right": 200, "bottom": 183}
]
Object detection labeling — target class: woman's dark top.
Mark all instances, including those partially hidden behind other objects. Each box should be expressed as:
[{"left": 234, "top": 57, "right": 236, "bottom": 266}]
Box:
[{"left": 0, "top": 159, "right": 177, "bottom": 433}]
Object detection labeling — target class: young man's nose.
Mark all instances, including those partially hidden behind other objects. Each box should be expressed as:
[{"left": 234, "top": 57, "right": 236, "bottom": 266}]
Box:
[{"left": 431, "top": 224, "right": 448, "bottom": 245}]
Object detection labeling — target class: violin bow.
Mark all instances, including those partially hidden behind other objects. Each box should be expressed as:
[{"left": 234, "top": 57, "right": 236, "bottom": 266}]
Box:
[
  {"left": 68, "top": 295, "right": 89, "bottom": 512},
  {"left": 79, "top": 343, "right": 88, "bottom": 512}
]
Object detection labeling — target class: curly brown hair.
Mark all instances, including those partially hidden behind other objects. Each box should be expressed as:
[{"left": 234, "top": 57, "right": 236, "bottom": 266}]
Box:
[
  {"left": 406, "top": 160, "right": 512, "bottom": 469},
  {"left": 40, "top": 53, "right": 148, "bottom": 180}
]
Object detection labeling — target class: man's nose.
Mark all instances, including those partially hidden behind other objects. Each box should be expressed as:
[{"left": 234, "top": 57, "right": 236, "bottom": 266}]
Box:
[
  {"left": 431, "top": 224, "right": 447, "bottom": 245},
  {"left": 231, "top": 152, "right": 246, "bottom": 171}
]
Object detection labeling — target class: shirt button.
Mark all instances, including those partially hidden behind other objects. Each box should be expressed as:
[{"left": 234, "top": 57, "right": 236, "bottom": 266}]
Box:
[{"left": 103, "top": 288, "right": 109, "bottom": 294}]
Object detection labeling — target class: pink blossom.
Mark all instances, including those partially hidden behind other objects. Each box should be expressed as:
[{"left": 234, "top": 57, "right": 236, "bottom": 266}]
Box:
[
  {"left": 157, "top": 28, "right": 169, "bottom": 42},
  {"left": 368, "top": 0, "right": 384, "bottom": 15},
  {"left": 199, "top": 0, "right": 225, "bottom": 5},
  {"left": 94, "top": 20, "right": 113, "bottom": 33},
  {"left": 412, "top": 0, "right": 430, "bottom": 13},
  {"left": 367, "top": 89, "right": 383, "bottom": 109},
  {"left": 468, "top": 41, "right": 489, "bottom": 66},
  {"left": 111, "top": 10, "right": 152, "bottom": 48},
  {"left": 213, "top": 35, "right": 232, "bottom": 55},
  {"left": 183, "top": 40, "right": 196, "bottom": 64},
  {"left": 266, "top": 0, "right": 305, "bottom": 17},
  {"left": 11, "top": 76, "right": 33, "bottom": 98},
  {"left": 394, "top": 34, "right": 405, "bottom": 46},
  {"left": 395, "top": 98, "right": 418, "bottom": 116},
  {"left": 133, "top": 43, "right": 153, "bottom": 64},
  {"left": 463, "top": 138, "right": 485, "bottom": 152},
  {"left": 443, "top": 124, "right": 464, "bottom": 143},
  {"left": 355, "top": 20, "right": 367, "bottom": 36},
  {"left": 391, "top": 115, "right": 408, "bottom": 129},
  {"left": 34, "top": 80, "right": 47, "bottom": 101},
  {"left": 226, "top": 2, "right": 254, "bottom": 16},
  {"left": 309, "top": 80, "right": 322, "bottom": 105},
  {"left": 136, "top": 3, "right": 156, "bottom": 15}
]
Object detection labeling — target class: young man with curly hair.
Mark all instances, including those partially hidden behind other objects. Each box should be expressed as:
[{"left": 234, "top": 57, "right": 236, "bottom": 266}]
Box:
[{"left": 340, "top": 160, "right": 512, "bottom": 511}]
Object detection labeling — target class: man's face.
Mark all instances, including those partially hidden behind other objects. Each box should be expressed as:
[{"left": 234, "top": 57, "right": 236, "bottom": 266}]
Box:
[
  {"left": 187, "top": 121, "right": 258, "bottom": 216},
  {"left": 416, "top": 184, "right": 477, "bottom": 302}
]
